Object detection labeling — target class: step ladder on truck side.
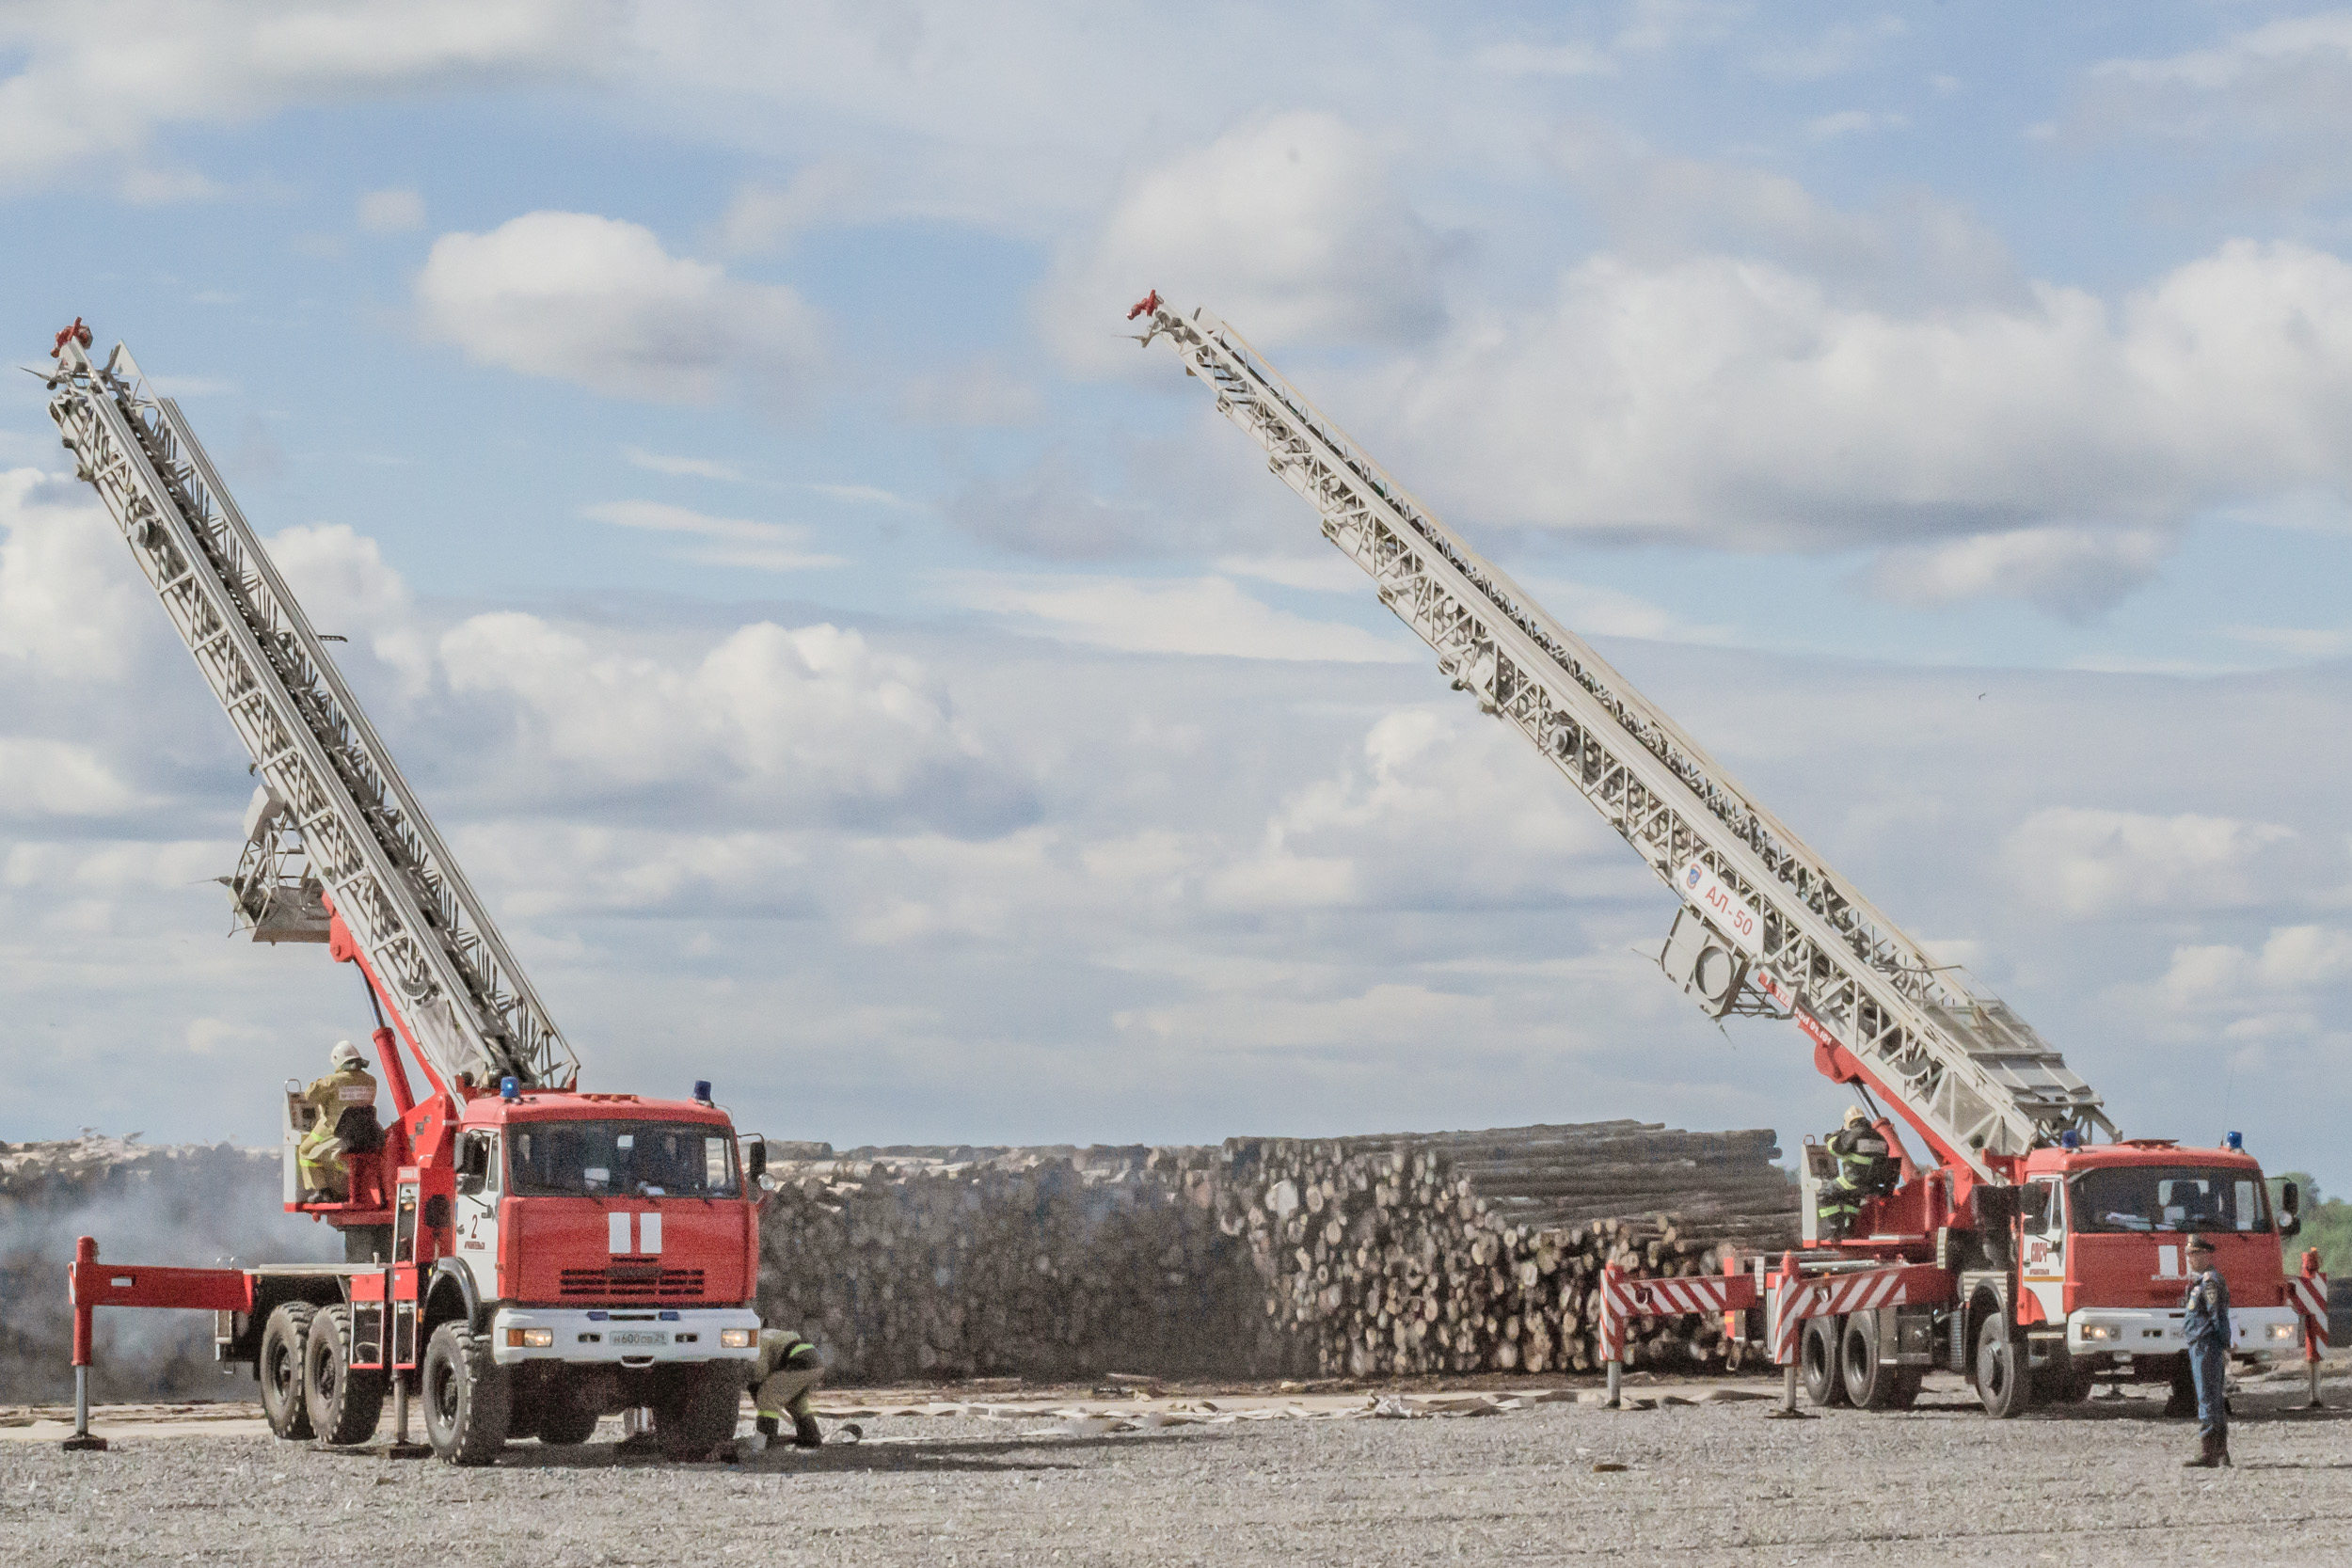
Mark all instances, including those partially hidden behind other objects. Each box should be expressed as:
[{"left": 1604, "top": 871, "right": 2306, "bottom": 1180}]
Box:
[
  {"left": 1128, "top": 295, "right": 2322, "bottom": 1416},
  {"left": 43, "top": 323, "right": 770, "bottom": 1462}
]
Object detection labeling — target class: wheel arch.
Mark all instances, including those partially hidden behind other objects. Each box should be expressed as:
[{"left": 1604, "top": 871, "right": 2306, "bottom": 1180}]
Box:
[{"left": 424, "top": 1259, "right": 485, "bottom": 1338}]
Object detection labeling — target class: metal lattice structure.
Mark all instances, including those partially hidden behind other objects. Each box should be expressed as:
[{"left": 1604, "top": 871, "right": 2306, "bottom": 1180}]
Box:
[
  {"left": 1139, "top": 304, "right": 2111, "bottom": 1177},
  {"left": 45, "top": 335, "right": 578, "bottom": 1090}
]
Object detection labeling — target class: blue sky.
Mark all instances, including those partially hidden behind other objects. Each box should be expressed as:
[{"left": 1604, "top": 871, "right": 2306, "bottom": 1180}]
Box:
[{"left": 2, "top": 2, "right": 2349, "bottom": 1195}]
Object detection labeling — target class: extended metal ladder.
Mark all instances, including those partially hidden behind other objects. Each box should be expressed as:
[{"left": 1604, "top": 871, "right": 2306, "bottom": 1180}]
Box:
[
  {"left": 1136, "top": 303, "right": 2111, "bottom": 1177},
  {"left": 44, "top": 333, "right": 577, "bottom": 1090}
]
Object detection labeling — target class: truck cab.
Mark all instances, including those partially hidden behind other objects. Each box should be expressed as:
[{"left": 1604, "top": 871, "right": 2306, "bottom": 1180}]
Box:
[{"left": 2016, "top": 1140, "right": 2304, "bottom": 1377}]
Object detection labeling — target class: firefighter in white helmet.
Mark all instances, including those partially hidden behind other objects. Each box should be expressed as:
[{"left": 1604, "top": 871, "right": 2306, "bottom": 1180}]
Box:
[
  {"left": 1818, "top": 1105, "right": 1896, "bottom": 1240},
  {"left": 294, "top": 1039, "right": 378, "bottom": 1199},
  {"left": 748, "top": 1327, "right": 825, "bottom": 1449}
]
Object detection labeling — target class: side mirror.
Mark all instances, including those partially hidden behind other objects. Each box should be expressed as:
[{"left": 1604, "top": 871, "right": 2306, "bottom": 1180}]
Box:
[
  {"left": 2281, "top": 1181, "right": 2300, "bottom": 1217},
  {"left": 743, "top": 1136, "right": 767, "bottom": 1183},
  {"left": 2017, "top": 1185, "right": 2051, "bottom": 1227},
  {"left": 457, "top": 1136, "right": 488, "bottom": 1189}
]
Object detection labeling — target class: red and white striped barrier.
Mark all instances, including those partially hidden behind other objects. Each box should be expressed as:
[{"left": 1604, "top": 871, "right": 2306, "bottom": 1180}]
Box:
[
  {"left": 2292, "top": 1256, "right": 2329, "bottom": 1363},
  {"left": 1768, "top": 1264, "right": 1948, "bottom": 1365},
  {"left": 1597, "top": 1264, "right": 1759, "bottom": 1366}
]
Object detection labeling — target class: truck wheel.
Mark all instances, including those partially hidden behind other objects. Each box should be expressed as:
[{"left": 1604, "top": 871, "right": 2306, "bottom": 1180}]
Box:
[
  {"left": 422, "top": 1323, "right": 511, "bottom": 1465},
  {"left": 532, "top": 1388, "right": 603, "bottom": 1446},
  {"left": 653, "top": 1363, "right": 743, "bottom": 1461},
  {"left": 2032, "top": 1349, "right": 2089, "bottom": 1405},
  {"left": 1839, "top": 1311, "right": 1918, "bottom": 1410},
  {"left": 259, "top": 1303, "right": 316, "bottom": 1441},
  {"left": 2164, "top": 1355, "right": 2198, "bottom": 1418},
  {"left": 304, "top": 1305, "right": 387, "bottom": 1446},
  {"left": 1974, "top": 1314, "right": 2035, "bottom": 1418},
  {"left": 1802, "top": 1317, "right": 1850, "bottom": 1407}
]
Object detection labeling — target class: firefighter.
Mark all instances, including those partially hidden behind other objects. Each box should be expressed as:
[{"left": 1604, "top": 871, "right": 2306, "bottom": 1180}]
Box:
[
  {"left": 294, "top": 1039, "right": 377, "bottom": 1199},
  {"left": 1818, "top": 1106, "right": 1896, "bottom": 1241},
  {"left": 748, "top": 1326, "right": 826, "bottom": 1449},
  {"left": 2180, "top": 1234, "right": 2233, "bottom": 1467}
]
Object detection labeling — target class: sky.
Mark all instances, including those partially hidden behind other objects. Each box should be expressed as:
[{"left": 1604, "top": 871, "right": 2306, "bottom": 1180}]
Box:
[{"left": 2, "top": 1, "right": 2350, "bottom": 1195}]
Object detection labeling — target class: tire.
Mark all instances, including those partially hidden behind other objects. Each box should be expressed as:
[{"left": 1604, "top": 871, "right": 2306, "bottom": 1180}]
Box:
[
  {"left": 1802, "top": 1316, "right": 1850, "bottom": 1408},
  {"left": 303, "top": 1305, "right": 387, "bottom": 1446},
  {"left": 259, "top": 1303, "right": 316, "bottom": 1441},
  {"left": 2164, "top": 1354, "right": 2198, "bottom": 1418},
  {"left": 422, "top": 1322, "right": 511, "bottom": 1465},
  {"left": 1975, "top": 1313, "right": 2035, "bottom": 1418},
  {"left": 653, "top": 1363, "right": 743, "bottom": 1461},
  {"left": 1840, "top": 1310, "right": 1919, "bottom": 1410},
  {"left": 2032, "top": 1348, "right": 2090, "bottom": 1405},
  {"left": 531, "top": 1385, "right": 603, "bottom": 1447}
]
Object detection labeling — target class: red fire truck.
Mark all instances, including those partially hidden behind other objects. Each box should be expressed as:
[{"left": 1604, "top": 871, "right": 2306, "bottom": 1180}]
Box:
[
  {"left": 1134, "top": 297, "right": 2328, "bottom": 1415},
  {"left": 45, "top": 325, "right": 766, "bottom": 1462}
]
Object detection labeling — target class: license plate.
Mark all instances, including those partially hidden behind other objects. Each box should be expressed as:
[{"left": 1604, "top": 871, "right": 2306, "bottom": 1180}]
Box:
[{"left": 611, "top": 1330, "right": 667, "bottom": 1347}]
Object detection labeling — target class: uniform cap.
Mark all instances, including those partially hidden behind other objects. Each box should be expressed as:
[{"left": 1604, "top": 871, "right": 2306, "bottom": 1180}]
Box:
[
  {"left": 2185, "top": 1235, "right": 2216, "bottom": 1254},
  {"left": 330, "top": 1039, "right": 366, "bottom": 1069}
]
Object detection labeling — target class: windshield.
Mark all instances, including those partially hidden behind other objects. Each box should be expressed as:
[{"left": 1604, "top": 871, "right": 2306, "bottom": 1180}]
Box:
[
  {"left": 2069, "top": 1165, "right": 2270, "bottom": 1235},
  {"left": 507, "top": 1120, "right": 739, "bottom": 1198}
]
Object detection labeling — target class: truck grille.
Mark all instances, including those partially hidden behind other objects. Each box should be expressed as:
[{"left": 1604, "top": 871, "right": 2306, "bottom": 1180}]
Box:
[{"left": 560, "top": 1267, "right": 707, "bottom": 1300}]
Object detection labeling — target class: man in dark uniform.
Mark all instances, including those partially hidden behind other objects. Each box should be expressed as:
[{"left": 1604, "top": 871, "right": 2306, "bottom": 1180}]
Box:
[
  {"left": 749, "top": 1326, "right": 825, "bottom": 1449},
  {"left": 1818, "top": 1106, "right": 1896, "bottom": 1240},
  {"left": 2181, "top": 1234, "right": 2233, "bottom": 1468}
]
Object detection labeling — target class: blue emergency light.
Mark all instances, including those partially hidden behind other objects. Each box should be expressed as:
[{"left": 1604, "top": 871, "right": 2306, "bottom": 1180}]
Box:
[
  {"left": 693, "top": 1079, "right": 712, "bottom": 1104},
  {"left": 2225, "top": 1131, "right": 2244, "bottom": 1152},
  {"left": 501, "top": 1075, "right": 520, "bottom": 1101},
  {"left": 2059, "top": 1130, "right": 2081, "bottom": 1151}
]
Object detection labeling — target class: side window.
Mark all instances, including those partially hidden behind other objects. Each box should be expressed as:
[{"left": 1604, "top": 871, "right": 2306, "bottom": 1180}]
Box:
[{"left": 2026, "top": 1180, "right": 2063, "bottom": 1239}]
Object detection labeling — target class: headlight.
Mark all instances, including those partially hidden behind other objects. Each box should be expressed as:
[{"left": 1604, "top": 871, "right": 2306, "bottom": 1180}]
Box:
[
  {"left": 721, "top": 1327, "right": 755, "bottom": 1348},
  {"left": 2079, "top": 1323, "right": 2115, "bottom": 1341},
  {"left": 2266, "top": 1323, "right": 2298, "bottom": 1341},
  {"left": 505, "top": 1327, "right": 554, "bottom": 1349}
]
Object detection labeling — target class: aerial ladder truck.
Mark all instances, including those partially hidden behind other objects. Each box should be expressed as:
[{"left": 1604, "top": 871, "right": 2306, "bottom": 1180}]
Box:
[
  {"left": 1130, "top": 295, "right": 2329, "bottom": 1415},
  {"left": 42, "top": 323, "right": 767, "bottom": 1462}
]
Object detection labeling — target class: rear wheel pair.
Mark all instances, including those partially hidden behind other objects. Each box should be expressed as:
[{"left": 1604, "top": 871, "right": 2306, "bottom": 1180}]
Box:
[
  {"left": 258, "top": 1303, "right": 384, "bottom": 1445},
  {"left": 1801, "top": 1313, "right": 1920, "bottom": 1410}
]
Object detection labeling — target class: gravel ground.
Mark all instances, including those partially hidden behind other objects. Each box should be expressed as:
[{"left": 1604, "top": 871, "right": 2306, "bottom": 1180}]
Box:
[{"left": 4, "top": 1375, "right": 2345, "bottom": 1567}]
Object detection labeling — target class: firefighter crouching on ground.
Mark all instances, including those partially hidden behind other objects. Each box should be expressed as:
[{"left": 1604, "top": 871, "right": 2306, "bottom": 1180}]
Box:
[
  {"left": 749, "top": 1327, "right": 825, "bottom": 1449},
  {"left": 2181, "top": 1234, "right": 2233, "bottom": 1468},
  {"left": 1817, "top": 1106, "right": 1897, "bottom": 1241},
  {"left": 294, "top": 1039, "right": 377, "bottom": 1199}
]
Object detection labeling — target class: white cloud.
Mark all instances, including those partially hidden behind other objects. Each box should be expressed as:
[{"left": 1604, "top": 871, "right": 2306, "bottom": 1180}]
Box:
[
  {"left": 414, "top": 211, "right": 822, "bottom": 404},
  {"left": 0, "top": 1, "right": 609, "bottom": 193},
  {"left": 1808, "top": 109, "right": 1907, "bottom": 140},
  {"left": 0, "top": 468, "right": 170, "bottom": 684},
  {"left": 1351, "top": 239, "right": 2352, "bottom": 593},
  {"left": 1864, "top": 526, "right": 2173, "bottom": 619},
  {"left": 437, "top": 613, "right": 982, "bottom": 808},
  {"left": 0, "top": 737, "right": 145, "bottom": 817},
  {"left": 582, "top": 499, "right": 845, "bottom": 572},
  {"left": 623, "top": 447, "right": 742, "bottom": 483},
  {"left": 898, "top": 359, "right": 1044, "bottom": 429},
  {"left": 1471, "top": 40, "right": 1617, "bottom": 78},
  {"left": 357, "top": 185, "right": 426, "bottom": 232},
  {"left": 717, "top": 162, "right": 868, "bottom": 256},
  {"left": 2001, "top": 807, "right": 2296, "bottom": 919},
  {"left": 1041, "top": 111, "right": 1448, "bottom": 373},
  {"left": 946, "top": 573, "right": 1414, "bottom": 663}
]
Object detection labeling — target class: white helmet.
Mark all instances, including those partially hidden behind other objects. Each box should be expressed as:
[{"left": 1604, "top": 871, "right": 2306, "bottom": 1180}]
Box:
[
  {"left": 331, "top": 1039, "right": 366, "bottom": 1070},
  {"left": 1843, "top": 1104, "right": 1869, "bottom": 1128}
]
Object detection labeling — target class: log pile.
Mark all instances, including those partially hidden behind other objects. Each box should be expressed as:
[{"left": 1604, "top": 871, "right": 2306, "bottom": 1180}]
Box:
[
  {"left": 1217, "top": 1122, "right": 1797, "bottom": 1379},
  {"left": 757, "top": 1121, "right": 1796, "bottom": 1385},
  {"left": 755, "top": 1143, "right": 1270, "bottom": 1384}
]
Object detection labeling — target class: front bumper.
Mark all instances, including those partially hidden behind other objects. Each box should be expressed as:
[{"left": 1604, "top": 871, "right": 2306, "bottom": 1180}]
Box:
[
  {"left": 2065, "top": 1307, "right": 2303, "bottom": 1361},
  {"left": 488, "top": 1307, "right": 762, "bottom": 1368}
]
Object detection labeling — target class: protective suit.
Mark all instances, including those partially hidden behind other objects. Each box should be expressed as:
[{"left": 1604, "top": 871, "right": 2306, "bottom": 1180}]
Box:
[
  {"left": 750, "top": 1327, "right": 825, "bottom": 1449},
  {"left": 295, "top": 1040, "right": 377, "bottom": 1199}
]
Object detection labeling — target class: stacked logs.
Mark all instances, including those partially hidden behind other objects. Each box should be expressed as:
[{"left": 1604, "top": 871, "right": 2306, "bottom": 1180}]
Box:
[
  {"left": 755, "top": 1143, "right": 1272, "bottom": 1384},
  {"left": 756, "top": 1122, "right": 1797, "bottom": 1385},
  {"left": 1217, "top": 1123, "right": 1797, "bottom": 1379}
]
